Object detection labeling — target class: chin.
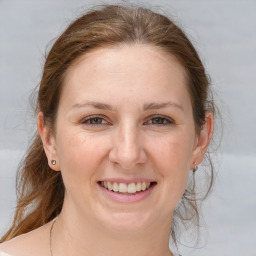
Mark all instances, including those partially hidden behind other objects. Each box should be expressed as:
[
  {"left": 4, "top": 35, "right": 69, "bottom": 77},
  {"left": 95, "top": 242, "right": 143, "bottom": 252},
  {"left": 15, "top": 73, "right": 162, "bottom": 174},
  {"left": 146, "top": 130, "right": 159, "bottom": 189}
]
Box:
[{"left": 97, "top": 210, "right": 156, "bottom": 234}]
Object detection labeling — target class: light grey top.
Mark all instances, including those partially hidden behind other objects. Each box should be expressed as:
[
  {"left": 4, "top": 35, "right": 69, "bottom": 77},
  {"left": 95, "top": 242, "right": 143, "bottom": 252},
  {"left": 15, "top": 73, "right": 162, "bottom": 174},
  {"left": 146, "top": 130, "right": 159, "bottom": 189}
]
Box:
[{"left": 0, "top": 251, "right": 13, "bottom": 256}]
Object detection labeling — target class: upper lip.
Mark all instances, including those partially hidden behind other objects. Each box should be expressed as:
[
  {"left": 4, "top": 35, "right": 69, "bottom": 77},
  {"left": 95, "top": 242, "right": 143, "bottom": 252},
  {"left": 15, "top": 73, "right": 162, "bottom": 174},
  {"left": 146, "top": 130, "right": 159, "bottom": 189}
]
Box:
[{"left": 98, "top": 178, "right": 156, "bottom": 184}]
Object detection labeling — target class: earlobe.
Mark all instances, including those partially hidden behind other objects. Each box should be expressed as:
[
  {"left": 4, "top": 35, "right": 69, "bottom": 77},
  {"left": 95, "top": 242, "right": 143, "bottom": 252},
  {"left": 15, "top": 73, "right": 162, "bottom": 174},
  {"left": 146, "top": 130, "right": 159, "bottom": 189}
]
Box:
[
  {"left": 37, "top": 112, "right": 60, "bottom": 171},
  {"left": 191, "top": 111, "right": 214, "bottom": 168}
]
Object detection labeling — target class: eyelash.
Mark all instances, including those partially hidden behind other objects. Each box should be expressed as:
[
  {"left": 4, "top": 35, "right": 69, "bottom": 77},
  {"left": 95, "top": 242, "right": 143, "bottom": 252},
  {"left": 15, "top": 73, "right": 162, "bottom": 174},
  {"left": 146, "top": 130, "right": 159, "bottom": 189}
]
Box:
[
  {"left": 81, "top": 115, "right": 174, "bottom": 127},
  {"left": 81, "top": 115, "right": 109, "bottom": 126},
  {"left": 145, "top": 116, "right": 174, "bottom": 126}
]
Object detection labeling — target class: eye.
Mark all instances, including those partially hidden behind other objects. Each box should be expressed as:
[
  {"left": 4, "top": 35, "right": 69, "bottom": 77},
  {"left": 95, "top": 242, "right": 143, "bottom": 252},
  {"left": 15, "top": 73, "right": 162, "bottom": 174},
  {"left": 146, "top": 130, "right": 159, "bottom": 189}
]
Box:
[
  {"left": 145, "top": 116, "right": 174, "bottom": 126},
  {"left": 81, "top": 115, "right": 109, "bottom": 126}
]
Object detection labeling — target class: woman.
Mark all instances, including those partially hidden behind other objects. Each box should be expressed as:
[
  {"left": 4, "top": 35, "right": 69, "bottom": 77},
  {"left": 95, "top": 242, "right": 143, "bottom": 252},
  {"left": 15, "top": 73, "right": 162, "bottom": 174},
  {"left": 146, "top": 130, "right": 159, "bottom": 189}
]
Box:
[{"left": 0, "top": 4, "right": 215, "bottom": 256}]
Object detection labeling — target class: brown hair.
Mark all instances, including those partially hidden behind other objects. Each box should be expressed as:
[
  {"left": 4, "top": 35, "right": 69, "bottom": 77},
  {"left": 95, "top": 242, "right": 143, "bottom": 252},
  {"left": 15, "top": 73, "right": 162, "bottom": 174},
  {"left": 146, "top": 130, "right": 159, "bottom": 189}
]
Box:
[{"left": 1, "top": 4, "right": 215, "bottom": 245}]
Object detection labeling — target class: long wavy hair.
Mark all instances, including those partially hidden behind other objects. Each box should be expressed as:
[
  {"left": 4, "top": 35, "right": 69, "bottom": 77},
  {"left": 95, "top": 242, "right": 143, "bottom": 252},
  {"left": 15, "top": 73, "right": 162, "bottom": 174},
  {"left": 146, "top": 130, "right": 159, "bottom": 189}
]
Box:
[{"left": 1, "top": 4, "right": 216, "bottom": 245}]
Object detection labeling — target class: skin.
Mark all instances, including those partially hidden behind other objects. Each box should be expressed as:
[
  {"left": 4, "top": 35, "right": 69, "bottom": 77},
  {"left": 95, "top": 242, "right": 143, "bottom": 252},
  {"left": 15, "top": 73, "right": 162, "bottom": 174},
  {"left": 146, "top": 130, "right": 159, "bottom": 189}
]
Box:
[{"left": 0, "top": 44, "right": 213, "bottom": 256}]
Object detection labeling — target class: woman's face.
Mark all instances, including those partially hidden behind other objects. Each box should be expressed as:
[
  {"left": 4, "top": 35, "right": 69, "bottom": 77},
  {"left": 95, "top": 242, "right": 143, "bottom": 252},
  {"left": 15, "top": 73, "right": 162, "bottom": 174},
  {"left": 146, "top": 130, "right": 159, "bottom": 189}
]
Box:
[{"left": 43, "top": 44, "right": 205, "bottom": 234}]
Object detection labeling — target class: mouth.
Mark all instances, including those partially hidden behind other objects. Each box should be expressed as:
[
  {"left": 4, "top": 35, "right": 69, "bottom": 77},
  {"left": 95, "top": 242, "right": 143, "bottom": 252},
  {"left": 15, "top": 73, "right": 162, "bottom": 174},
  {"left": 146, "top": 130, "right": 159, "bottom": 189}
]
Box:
[{"left": 97, "top": 181, "right": 157, "bottom": 195}]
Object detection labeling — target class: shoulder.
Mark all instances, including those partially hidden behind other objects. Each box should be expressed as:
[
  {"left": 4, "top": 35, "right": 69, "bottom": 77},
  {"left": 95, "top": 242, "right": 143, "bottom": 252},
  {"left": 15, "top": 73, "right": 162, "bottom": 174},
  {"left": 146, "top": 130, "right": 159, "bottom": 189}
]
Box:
[
  {"left": 0, "top": 221, "right": 52, "bottom": 256},
  {"left": 0, "top": 248, "right": 13, "bottom": 256}
]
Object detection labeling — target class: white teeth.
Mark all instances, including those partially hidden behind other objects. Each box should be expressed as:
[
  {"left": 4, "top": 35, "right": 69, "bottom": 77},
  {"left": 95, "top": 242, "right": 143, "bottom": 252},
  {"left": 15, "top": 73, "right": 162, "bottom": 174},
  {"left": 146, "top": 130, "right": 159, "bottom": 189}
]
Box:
[
  {"left": 100, "top": 181, "right": 153, "bottom": 193},
  {"left": 127, "top": 183, "right": 136, "bottom": 194},
  {"left": 119, "top": 183, "right": 128, "bottom": 193},
  {"left": 141, "top": 182, "right": 146, "bottom": 191},
  {"left": 112, "top": 182, "right": 119, "bottom": 192},
  {"left": 107, "top": 182, "right": 112, "bottom": 190},
  {"left": 136, "top": 182, "right": 142, "bottom": 191}
]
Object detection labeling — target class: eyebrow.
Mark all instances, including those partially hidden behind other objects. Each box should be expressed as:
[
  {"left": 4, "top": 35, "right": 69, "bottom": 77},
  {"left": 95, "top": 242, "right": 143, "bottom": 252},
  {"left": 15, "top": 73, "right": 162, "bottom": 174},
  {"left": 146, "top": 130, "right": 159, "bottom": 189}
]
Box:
[
  {"left": 143, "top": 102, "right": 183, "bottom": 111},
  {"left": 71, "top": 101, "right": 184, "bottom": 111},
  {"left": 72, "top": 101, "right": 114, "bottom": 110}
]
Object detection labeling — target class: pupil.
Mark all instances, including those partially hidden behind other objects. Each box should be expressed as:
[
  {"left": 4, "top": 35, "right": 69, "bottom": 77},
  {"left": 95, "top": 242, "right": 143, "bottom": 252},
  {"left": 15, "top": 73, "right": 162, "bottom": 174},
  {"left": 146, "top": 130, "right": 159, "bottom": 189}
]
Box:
[
  {"left": 91, "top": 118, "right": 101, "bottom": 124},
  {"left": 153, "top": 118, "right": 163, "bottom": 124}
]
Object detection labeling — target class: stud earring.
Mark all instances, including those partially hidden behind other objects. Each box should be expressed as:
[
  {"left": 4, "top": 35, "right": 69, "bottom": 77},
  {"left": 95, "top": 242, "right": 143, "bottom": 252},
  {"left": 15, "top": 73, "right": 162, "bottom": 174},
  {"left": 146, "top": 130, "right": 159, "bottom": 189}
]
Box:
[
  {"left": 51, "top": 160, "right": 56, "bottom": 165},
  {"left": 193, "top": 163, "right": 198, "bottom": 173}
]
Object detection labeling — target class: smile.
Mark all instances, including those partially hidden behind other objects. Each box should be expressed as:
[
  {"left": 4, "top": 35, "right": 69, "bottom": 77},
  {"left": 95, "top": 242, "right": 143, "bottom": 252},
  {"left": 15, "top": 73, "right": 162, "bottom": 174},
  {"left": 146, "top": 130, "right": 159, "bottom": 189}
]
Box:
[
  {"left": 99, "top": 181, "right": 155, "bottom": 194},
  {"left": 97, "top": 180, "right": 157, "bottom": 203}
]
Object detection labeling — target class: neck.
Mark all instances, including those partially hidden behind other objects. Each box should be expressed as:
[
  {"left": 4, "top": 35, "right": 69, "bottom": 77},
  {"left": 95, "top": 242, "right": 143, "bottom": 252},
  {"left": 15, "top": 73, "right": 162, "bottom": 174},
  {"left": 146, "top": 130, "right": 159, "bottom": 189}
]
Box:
[{"left": 52, "top": 207, "right": 174, "bottom": 256}]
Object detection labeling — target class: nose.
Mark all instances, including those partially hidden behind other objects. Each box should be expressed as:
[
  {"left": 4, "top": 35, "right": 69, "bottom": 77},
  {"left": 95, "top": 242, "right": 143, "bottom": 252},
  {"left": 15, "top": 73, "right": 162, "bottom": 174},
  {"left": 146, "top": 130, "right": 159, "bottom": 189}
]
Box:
[{"left": 108, "top": 123, "right": 147, "bottom": 170}]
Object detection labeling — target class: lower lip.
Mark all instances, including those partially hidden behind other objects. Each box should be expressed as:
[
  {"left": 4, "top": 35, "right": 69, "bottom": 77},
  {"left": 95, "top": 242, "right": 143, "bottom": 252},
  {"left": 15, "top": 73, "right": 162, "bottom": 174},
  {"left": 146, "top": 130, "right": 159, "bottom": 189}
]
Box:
[{"left": 98, "top": 183, "right": 156, "bottom": 203}]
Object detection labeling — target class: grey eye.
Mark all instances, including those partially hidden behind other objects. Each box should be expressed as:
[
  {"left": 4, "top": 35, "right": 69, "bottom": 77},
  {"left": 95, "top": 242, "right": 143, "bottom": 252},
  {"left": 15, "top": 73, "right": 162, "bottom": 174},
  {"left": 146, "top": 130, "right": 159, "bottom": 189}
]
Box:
[
  {"left": 88, "top": 117, "right": 104, "bottom": 124},
  {"left": 148, "top": 116, "right": 173, "bottom": 125}
]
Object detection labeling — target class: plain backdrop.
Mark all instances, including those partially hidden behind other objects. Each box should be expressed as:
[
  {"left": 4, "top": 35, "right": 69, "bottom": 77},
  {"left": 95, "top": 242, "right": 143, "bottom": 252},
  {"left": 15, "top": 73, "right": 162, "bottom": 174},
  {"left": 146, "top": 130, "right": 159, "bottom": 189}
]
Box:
[{"left": 0, "top": 1, "right": 256, "bottom": 255}]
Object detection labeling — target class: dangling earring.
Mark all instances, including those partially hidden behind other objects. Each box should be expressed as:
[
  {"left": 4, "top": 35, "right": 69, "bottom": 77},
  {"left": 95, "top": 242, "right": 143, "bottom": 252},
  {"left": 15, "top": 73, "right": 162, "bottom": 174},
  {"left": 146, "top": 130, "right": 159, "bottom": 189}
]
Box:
[
  {"left": 193, "top": 163, "right": 198, "bottom": 173},
  {"left": 51, "top": 160, "right": 56, "bottom": 165}
]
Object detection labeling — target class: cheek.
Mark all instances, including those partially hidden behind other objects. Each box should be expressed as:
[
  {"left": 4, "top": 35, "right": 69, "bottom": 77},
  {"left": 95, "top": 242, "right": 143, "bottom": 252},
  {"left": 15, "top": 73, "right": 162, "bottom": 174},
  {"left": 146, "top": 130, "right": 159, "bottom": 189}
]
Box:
[
  {"left": 150, "top": 133, "right": 194, "bottom": 173},
  {"left": 149, "top": 133, "right": 193, "bottom": 199},
  {"left": 56, "top": 130, "right": 108, "bottom": 188}
]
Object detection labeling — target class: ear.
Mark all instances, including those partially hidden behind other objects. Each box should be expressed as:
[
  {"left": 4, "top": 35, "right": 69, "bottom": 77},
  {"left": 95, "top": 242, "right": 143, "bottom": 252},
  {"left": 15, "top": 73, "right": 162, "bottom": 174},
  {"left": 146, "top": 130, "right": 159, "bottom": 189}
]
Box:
[
  {"left": 190, "top": 111, "right": 214, "bottom": 169},
  {"left": 37, "top": 112, "right": 60, "bottom": 171}
]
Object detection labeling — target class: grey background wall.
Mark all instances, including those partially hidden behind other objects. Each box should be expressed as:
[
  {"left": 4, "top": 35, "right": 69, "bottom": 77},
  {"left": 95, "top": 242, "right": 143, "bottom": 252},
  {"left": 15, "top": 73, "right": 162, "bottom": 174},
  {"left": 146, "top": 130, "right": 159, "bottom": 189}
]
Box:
[{"left": 0, "top": 1, "right": 256, "bottom": 255}]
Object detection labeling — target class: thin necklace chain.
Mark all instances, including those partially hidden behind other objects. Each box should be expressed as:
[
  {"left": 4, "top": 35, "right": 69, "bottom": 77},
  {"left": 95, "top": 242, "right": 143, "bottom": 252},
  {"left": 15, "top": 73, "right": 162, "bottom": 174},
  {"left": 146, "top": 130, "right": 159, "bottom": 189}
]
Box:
[{"left": 50, "top": 219, "right": 57, "bottom": 256}]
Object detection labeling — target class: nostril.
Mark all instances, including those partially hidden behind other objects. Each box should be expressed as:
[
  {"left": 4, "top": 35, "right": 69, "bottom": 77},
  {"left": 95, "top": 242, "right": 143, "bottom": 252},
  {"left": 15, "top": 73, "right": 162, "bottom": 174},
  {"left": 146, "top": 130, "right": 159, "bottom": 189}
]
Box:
[{"left": 108, "top": 143, "right": 147, "bottom": 169}]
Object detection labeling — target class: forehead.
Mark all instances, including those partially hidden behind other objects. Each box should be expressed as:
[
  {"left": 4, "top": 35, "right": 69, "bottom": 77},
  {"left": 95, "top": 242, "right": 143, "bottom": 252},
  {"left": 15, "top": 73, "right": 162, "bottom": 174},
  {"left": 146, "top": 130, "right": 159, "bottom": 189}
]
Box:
[
  {"left": 66, "top": 44, "right": 187, "bottom": 80},
  {"left": 60, "top": 44, "right": 190, "bottom": 110}
]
